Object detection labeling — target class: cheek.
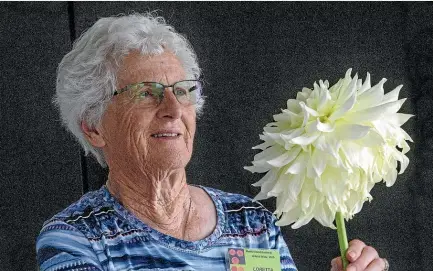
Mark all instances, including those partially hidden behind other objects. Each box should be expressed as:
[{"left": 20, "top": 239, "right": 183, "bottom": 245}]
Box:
[
  {"left": 102, "top": 105, "right": 152, "bottom": 147},
  {"left": 185, "top": 112, "right": 197, "bottom": 140}
]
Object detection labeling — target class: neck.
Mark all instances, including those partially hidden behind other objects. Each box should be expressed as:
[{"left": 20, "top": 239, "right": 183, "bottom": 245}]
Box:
[{"left": 106, "top": 168, "right": 196, "bottom": 239}]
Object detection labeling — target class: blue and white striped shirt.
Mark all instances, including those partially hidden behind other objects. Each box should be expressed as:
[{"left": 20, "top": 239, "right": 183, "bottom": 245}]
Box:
[{"left": 36, "top": 185, "right": 297, "bottom": 271}]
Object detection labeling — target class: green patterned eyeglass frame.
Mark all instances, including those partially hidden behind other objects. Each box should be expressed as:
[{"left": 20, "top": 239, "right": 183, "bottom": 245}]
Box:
[{"left": 113, "top": 80, "right": 202, "bottom": 106}]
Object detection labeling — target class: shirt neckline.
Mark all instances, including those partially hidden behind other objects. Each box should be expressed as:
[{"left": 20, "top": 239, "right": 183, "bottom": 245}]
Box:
[{"left": 101, "top": 184, "right": 225, "bottom": 251}]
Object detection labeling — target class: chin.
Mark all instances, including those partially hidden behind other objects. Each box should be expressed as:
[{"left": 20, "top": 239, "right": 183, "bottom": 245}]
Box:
[{"left": 150, "top": 148, "right": 192, "bottom": 169}]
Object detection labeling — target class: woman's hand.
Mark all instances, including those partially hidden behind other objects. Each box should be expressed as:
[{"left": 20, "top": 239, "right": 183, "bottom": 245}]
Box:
[{"left": 330, "top": 239, "right": 389, "bottom": 271}]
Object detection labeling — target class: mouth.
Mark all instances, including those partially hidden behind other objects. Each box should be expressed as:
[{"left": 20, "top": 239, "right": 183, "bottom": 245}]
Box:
[{"left": 151, "top": 133, "right": 181, "bottom": 138}]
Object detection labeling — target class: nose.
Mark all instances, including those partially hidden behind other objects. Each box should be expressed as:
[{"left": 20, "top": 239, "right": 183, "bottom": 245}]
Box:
[{"left": 156, "top": 88, "right": 182, "bottom": 119}]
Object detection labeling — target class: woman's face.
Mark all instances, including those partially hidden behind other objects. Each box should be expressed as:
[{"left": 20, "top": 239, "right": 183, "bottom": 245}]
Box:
[{"left": 97, "top": 51, "right": 196, "bottom": 172}]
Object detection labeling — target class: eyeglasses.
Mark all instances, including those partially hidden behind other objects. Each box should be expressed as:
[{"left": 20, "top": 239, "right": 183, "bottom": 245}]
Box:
[{"left": 113, "top": 80, "right": 203, "bottom": 106}]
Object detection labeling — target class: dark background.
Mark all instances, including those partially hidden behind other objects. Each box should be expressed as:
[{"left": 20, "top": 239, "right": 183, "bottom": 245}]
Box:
[{"left": 0, "top": 2, "right": 432, "bottom": 271}]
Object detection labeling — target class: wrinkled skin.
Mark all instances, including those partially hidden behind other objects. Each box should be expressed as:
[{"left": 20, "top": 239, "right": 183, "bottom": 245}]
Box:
[{"left": 82, "top": 51, "right": 216, "bottom": 241}]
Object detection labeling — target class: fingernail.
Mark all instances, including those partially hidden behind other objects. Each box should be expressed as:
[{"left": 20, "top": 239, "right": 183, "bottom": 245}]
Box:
[{"left": 348, "top": 251, "right": 356, "bottom": 259}]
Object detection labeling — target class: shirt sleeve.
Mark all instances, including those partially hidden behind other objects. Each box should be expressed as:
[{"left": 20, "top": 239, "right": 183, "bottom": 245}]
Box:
[
  {"left": 267, "top": 212, "right": 298, "bottom": 271},
  {"left": 36, "top": 220, "right": 104, "bottom": 271}
]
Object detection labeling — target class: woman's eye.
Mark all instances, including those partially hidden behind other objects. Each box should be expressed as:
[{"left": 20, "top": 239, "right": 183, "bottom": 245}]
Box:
[
  {"left": 174, "top": 88, "right": 187, "bottom": 96},
  {"left": 138, "top": 90, "right": 151, "bottom": 98}
]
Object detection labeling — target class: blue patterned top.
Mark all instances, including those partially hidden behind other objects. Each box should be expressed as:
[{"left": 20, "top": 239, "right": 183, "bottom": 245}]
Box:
[{"left": 36, "top": 185, "right": 297, "bottom": 271}]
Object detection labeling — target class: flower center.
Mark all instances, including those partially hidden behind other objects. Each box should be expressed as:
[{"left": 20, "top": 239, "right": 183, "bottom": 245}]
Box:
[{"left": 320, "top": 115, "right": 329, "bottom": 123}]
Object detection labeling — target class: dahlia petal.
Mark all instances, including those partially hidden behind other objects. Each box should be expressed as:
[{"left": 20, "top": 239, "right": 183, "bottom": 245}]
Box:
[
  {"left": 267, "top": 146, "right": 302, "bottom": 167},
  {"left": 244, "top": 165, "right": 271, "bottom": 173},
  {"left": 268, "top": 176, "right": 289, "bottom": 197},
  {"left": 300, "top": 183, "right": 314, "bottom": 210},
  {"left": 285, "top": 152, "right": 309, "bottom": 174},
  {"left": 383, "top": 168, "right": 397, "bottom": 187},
  {"left": 399, "top": 127, "right": 414, "bottom": 142},
  {"left": 353, "top": 79, "right": 386, "bottom": 111},
  {"left": 287, "top": 174, "right": 304, "bottom": 202},
  {"left": 297, "top": 88, "right": 312, "bottom": 102},
  {"left": 291, "top": 213, "right": 314, "bottom": 229},
  {"left": 346, "top": 99, "right": 406, "bottom": 123},
  {"left": 315, "top": 202, "right": 336, "bottom": 229},
  {"left": 312, "top": 149, "right": 327, "bottom": 177},
  {"left": 329, "top": 91, "right": 356, "bottom": 122},
  {"left": 357, "top": 78, "right": 386, "bottom": 103},
  {"left": 286, "top": 99, "right": 302, "bottom": 113},
  {"left": 315, "top": 134, "right": 341, "bottom": 158},
  {"left": 316, "top": 120, "right": 336, "bottom": 132},
  {"left": 300, "top": 102, "right": 320, "bottom": 117},
  {"left": 253, "top": 145, "right": 284, "bottom": 162},
  {"left": 275, "top": 206, "right": 301, "bottom": 226},
  {"left": 335, "top": 124, "right": 370, "bottom": 140},
  {"left": 358, "top": 72, "right": 371, "bottom": 95},
  {"left": 314, "top": 176, "right": 323, "bottom": 191},
  {"left": 291, "top": 132, "right": 321, "bottom": 145},
  {"left": 275, "top": 193, "right": 294, "bottom": 214},
  {"left": 264, "top": 126, "right": 280, "bottom": 133},
  {"left": 391, "top": 149, "right": 409, "bottom": 174},
  {"left": 382, "top": 85, "right": 403, "bottom": 103},
  {"left": 253, "top": 192, "right": 269, "bottom": 201},
  {"left": 317, "top": 88, "right": 332, "bottom": 113},
  {"left": 399, "top": 140, "right": 411, "bottom": 154},
  {"left": 252, "top": 168, "right": 278, "bottom": 187},
  {"left": 280, "top": 128, "right": 304, "bottom": 142},
  {"left": 386, "top": 113, "right": 414, "bottom": 127},
  {"left": 329, "top": 78, "right": 343, "bottom": 94},
  {"left": 354, "top": 130, "right": 384, "bottom": 147},
  {"left": 252, "top": 141, "right": 274, "bottom": 150}
]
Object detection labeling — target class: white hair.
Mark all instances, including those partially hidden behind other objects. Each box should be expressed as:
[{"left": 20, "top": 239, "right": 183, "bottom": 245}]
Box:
[{"left": 54, "top": 13, "right": 204, "bottom": 167}]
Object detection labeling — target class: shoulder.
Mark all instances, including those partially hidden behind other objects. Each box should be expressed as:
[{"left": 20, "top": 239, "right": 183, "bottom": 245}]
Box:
[{"left": 40, "top": 186, "right": 115, "bottom": 238}]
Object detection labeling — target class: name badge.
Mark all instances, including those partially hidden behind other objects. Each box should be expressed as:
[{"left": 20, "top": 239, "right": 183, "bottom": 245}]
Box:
[{"left": 226, "top": 248, "right": 281, "bottom": 271}]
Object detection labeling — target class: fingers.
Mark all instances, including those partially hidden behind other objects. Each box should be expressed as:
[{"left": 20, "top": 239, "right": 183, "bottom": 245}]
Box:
[
  {"left": 365, "top": 258, "right": 387, "bottom": 271},
  {"left": 346, "top": 245, "right": 379, "bottom": 271},
  {"left": 331, "top": 239, "right": 383, "bottom": 271},
  {"left": 346, "top": 239, "right": 366, "bottom": 262}
]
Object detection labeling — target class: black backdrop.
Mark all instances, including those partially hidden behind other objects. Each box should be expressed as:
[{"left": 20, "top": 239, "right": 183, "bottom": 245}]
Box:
[{"left": 1, "top": 2, "right": 432, "bottom": 271}]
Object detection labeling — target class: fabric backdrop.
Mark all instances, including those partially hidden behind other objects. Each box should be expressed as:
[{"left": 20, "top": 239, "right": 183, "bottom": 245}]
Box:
[{"left": 0, "top": 2, "right": 432, "bottom": 271}]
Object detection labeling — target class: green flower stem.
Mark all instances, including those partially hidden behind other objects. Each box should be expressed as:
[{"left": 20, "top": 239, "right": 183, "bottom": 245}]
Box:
[{"left": 336, "top": 212, "right": 349, "bottom": 270}]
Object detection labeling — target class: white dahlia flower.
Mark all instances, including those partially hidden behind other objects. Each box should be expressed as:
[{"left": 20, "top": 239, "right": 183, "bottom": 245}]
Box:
[{"left": 245, "top": 69, "right": 413, "bottom": 229}]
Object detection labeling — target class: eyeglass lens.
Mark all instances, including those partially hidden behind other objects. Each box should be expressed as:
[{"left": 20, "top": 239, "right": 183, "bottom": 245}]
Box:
[{"left": 130, "top": 81, "right": 201, "bottom": 105}]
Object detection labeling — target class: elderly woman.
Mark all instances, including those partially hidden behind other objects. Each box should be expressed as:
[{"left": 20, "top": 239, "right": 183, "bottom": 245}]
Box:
[{"left": 36, "top": 13, "right": 389, "bottom": 271}]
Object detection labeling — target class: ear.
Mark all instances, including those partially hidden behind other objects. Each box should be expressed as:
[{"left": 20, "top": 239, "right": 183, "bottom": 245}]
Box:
[{"left": 81, "top": 121, "right": 106, "bottom": 148}]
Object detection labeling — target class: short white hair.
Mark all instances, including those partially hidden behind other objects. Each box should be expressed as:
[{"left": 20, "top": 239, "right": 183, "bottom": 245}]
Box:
[{"left": 54, "top": 13, "right": 203, "bottom": 167}]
